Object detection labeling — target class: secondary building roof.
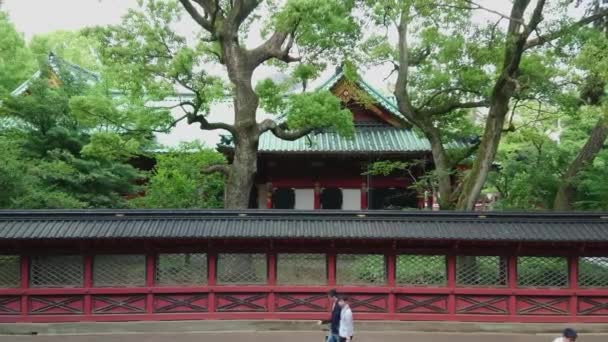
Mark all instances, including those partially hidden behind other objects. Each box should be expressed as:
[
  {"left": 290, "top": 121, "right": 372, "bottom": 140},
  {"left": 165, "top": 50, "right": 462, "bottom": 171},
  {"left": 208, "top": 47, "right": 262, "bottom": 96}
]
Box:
[
  {"left": 257, "top": 125, "right": 466, "bottom": 154},
  {"left": 1, "top": 210, "right": 607, "bottom": 242}
]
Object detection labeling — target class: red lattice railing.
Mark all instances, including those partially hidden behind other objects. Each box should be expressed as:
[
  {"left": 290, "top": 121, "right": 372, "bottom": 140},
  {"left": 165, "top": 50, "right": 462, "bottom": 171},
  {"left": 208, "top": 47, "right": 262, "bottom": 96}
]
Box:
[
  {"left": 217, "top": 254, "right": 267, "bottom": 285},
  {"left": 277, "top": 253, "right": 326, "bottom": 285},
  {"left": 396, "top": 255, "right": 445, "bottom": 286},
  {"left": 30, "top": 256, "right": 83, "bottom": 288},
  {"left": 336, "top": 254, "right": 385, "bottom": 285},
  {"left": 517, "top": 257, "right": 568, "bottom": 288},
  {"left": 156, "top": 253, "right": 207, "bottom": 286},
  {"left": 456, "top": 256, "right": 507, "bottom": 287},
  {"left": 0, "top": 256, "right": 20, "bottom": 288},
  {"left": 579, "top": 257, "right": 608, "bottom": 288},
  {"left": 93, "top": 255, "right": 146, "bottom": 287}
]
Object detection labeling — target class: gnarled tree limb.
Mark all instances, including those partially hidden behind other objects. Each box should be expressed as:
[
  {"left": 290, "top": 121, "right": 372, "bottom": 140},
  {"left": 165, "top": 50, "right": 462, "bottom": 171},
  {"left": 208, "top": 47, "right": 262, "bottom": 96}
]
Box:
[
  {"left": 188, "top": 113, "right": 237, "bottom": 135},
  {"left": 179, "top": 0, "right": 216, "bottom": 32},
  {"left": 420, "top": 100, "right": 490, "bottom": 117},
  {"left": 258, "top": 118, "right": 314, "bottom": 141}
]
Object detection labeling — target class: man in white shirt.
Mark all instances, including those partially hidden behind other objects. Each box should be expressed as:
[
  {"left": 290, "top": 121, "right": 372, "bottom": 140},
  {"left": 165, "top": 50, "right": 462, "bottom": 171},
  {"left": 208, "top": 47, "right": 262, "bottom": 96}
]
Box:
[
  {"left": 338, "top": 296, "right": 354, "bottom": 342},
  {"left": 553, "top": 328, "right": 578, "bottom": 342}
]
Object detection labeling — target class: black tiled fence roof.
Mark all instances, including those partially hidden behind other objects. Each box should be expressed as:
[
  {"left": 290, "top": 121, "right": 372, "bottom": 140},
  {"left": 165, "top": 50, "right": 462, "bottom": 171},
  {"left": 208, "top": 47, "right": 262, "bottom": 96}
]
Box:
[{"left": 1, "top": 210, "right": 608, "bottom": 242}]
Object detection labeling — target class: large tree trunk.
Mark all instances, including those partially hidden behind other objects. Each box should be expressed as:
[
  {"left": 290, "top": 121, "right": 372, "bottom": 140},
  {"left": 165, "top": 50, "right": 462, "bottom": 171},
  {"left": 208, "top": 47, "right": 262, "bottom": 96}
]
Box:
[
  {"left": 222, "top": 41, "right": 261, "bottom": 209},
  {"left": 456, "top": 89, "right": 512, "bottom": 210},
  {"left": 225, "top": 136, "right": 258, "bottom": 209},
  {"left": 426, "top": 129, "right": 455, "bottom": 209},
  {"left": 554, "top": 116, "right": 608, "bottom": 210}
]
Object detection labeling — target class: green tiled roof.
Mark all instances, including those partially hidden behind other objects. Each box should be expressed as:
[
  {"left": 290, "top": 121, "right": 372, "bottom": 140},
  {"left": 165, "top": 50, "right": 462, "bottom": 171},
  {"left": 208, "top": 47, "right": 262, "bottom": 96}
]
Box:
[
  {"left": 11, "top": 53, "right": 100, "bottom": 97},
  {"left": 257, "top": 125, "right": 467, "bottom": 154},
  {"left": 317, "top": 70, "right": 404, "bottom": 121}
]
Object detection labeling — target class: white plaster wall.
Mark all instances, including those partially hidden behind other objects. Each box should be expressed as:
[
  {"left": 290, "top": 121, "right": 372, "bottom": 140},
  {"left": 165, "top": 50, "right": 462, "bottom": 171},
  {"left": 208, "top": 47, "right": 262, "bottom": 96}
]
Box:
[
  {"left": 294, "top": 189, "right": 314, "bottom": 210},
  {"left": 342, "top": 189, "right": 361, "bottom": 210}
]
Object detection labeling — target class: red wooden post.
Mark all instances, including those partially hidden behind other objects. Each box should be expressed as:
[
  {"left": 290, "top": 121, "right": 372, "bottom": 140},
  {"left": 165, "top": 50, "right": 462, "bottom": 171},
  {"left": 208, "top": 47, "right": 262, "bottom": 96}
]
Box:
[
  {"left": 314, "top": 183, "right": 321, "bottom": 210},
  {"left": 387, "top": 254, "right": 396, "bottom": 315},
  {"left": 569, "top": 255, "right": 578, "bottom": 317},
  {"left": 508, "top": 255, "right": 517, "bottom": 316},
  {"left": 268, "top": 253, "right": 277, "bottom": 314},
  {"left": 83, "top": 255, "right": 93, "bottom": 315},
  {"left": 208, "top": 252, "right": 217, "bottom": 314},
  {"left": 266, "top": 182, "right": 273, "bottom": 209},
  {"left": 146, "top": 253, "right": 155, "bottom": 314},
  {"left": 20, "top": 255, "right": 29, "bottom": 317},
  {"left": 328, "top": 253, "right": 337, "bottom": 286},
  {"left": 360, "top": 182, "right": 368, "bottom": 210},
  {"left": 447, "top": 255, "right": 456, "bottom": 317}
]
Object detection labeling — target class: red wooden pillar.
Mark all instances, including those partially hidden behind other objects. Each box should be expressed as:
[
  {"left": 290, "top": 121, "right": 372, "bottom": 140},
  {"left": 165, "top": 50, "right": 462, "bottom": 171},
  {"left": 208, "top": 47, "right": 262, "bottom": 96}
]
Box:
[
  {"left": 417, "top": 192, "right": 425, "bottom": 210},
  {"left": 328, "top": 252, "right": 337, "bottom": 286},
  {"left": 426, "top": 191, "right": 434, "bottom": 210},
  {"left": 387, "top": 253, "right": 396, "bottom": 315},
  {"left": 314, "top": 183, "right": 321, "bottom": 210},
  {"left": 446, "top": 255, "right": 456, "bottom": 318},
  {"left": 268, "top": 252, "right": 277, "bottom": 314},
  {"left": 507, "top": 255, "right": 518, "bottom": 316},
  {"left": 20, "top": 255, "right": 29, "bottom": 317},
  {"left": 83, "top": 255, "right": 93, "bottom": 315},
  {"left": 569, "top": 255, "right": 579, "bottom": 317},
  {"left": 208, "top": 251, "right": 217, "bottom": 314},
  {"left": 360, "top": 182, "right": 368, "bottom": 210},
  {"left": 145, "top": 253, "right": 155, "bottom": 314},
  {"left": 266, "top": 182, "right": 273, "bottom": 209}
]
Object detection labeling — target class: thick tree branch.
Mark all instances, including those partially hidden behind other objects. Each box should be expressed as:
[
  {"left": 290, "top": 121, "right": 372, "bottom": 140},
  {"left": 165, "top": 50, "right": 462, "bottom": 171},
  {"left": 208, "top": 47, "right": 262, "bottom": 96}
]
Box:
[
  {"left": 179, "top": 0, "right": 215, "bottom": 32},
  {"left": 420, "top": 99, "right": 490, "bottom": 116},
  {"left": 188, "top": 113, "right": 237, "bottom": 135},
  {"left": 249, "top": 24, "right": 301, "bottom": 66},
  {"left": 258, "top": 118, "right": 313, "bottom": 141},
  {"left": 525, "top": 8, "right": 608, "bottom": 49},
  {"left": 202, "top": 163, "right": 230, "bottom": 176},
  {"left": 228, "top": 0, "right": 260, "bottom": 28},
  {"left": 416, "top": 87, "right": 485, "bottom": 112}
]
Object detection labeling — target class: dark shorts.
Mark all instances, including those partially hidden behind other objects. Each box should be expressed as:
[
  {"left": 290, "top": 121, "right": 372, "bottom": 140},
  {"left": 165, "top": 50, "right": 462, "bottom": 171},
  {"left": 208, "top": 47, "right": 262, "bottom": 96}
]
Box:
[{"left": 339, "top": 337, "right": 353, "bottom": 342}]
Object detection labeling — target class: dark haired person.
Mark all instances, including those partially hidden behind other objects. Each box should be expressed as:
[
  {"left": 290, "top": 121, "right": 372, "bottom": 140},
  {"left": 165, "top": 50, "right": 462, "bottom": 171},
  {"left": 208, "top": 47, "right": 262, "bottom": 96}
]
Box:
[
  {"left": 553, "top": 328, "right": 578, "bottom": 342},
  {"left": 319, "top": 289, "right": 341, "bottom": 342},
  {"left": 338, "top": 296, "right": 353, "bottom": 342}
]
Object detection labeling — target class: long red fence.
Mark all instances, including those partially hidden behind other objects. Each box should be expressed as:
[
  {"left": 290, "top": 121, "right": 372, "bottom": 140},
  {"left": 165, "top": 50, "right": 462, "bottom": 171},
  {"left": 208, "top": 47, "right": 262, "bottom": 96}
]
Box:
[{"left": 1, "top": 240, "right": 608, "bottom": 323}]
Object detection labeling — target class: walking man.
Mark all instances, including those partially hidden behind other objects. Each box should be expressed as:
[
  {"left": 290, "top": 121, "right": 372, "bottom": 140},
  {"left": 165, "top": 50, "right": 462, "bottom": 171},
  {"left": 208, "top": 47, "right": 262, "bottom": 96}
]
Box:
[
  {"left": 338, "top": 296, "right": 353, "bottom": 342},
  {"left": 320, "top": 289, "right": 341, "bottom": 342}
]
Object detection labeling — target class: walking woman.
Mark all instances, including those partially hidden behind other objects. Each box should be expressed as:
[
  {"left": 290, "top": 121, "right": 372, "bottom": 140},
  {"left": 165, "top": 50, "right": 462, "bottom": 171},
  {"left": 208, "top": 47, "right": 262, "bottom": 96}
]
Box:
[{"left": 338, "top": 296, "right": 353, "bottom": 342}]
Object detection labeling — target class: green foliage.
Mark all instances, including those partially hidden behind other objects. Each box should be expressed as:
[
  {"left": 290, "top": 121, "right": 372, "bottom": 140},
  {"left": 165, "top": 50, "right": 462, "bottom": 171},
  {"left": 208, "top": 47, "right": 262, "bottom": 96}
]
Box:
[
  {"left": 0, "top": 62, "right": 144, "bottom": 209},
  {"left": 0, "top": 12, "right": 36, "bottom": 95},
  {"left": 131, "top": 142, "right": 225, "bottom": 209},
  {"left": 29, "top": 30, "right": 101, "bottom": 71},
  {"left": 283, "top": 91, "right": 354, "bottom": 137},
  {"left": 271, "top": 0, "right": 360, "bottom": 64}
]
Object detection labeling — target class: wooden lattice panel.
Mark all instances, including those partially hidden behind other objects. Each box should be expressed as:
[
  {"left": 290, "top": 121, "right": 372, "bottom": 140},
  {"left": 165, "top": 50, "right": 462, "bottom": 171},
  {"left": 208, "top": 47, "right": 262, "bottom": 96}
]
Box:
[
  {"left": 216, "top": 293, "right": 268, "bottom": 312},
  {"left": 456, "top": 295, "right": 508, "bottom": 315},
  {"left": 396, "top": 294, "right": 448, "bottom": 314},
  {"left": 578, "top": 297, "right": 608, "bottom": 316},
  {"left": 347, "top": 294, "right": 388, "bottom": 313},
  {"left": 0, "top": 296, "right": 21, "bottom": 315},
  {"left": 516, "top": 296, "right": 569, "bottom": 315},
  {"left": 154, "top": 294, "right": 208, "bottom": 313},
  {"left": 29, "top": 296, "right": 84, "bottom": 315},
  {"left": 275, "top": 293, "right": 328, "bottom": 312},
  {"left": 92, "top": 295, "right": 146, "bottom": 314},
  {"left": 0, "top": 256, "right": 20, "bottom": 288}
]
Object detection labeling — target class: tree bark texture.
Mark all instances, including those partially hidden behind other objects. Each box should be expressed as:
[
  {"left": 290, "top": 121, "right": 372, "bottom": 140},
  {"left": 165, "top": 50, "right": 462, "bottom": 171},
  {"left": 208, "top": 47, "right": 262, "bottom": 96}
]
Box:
[{"left": 553, "top": 116, "right": 608, "bottom": 210}]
